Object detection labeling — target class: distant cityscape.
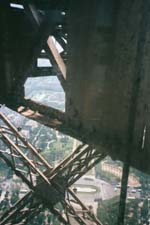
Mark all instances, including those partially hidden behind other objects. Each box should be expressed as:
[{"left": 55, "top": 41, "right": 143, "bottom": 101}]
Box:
[{"left": 25, "top": 76, "right": 65, "bottom": 111}]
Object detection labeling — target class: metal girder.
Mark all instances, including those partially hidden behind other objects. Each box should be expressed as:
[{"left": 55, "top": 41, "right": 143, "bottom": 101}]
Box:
[
  {"left": 0, "top": 192, "right": 42, "bottom": 225},
  {"left": 0, "top": 112, "right": 105, "bottom": 225},
  {"left": 47, "top": 145, "right": 105, "bottom": 187},
  {"left": 23, "top": 2, "right": 66, "bottom": 89},
  {"left": 0, "top": 132, "right": 50, "bottom": 185},
  {"left": 116, "top": 1, "right": 150, "bottom": 223},
  {"left": 117, "top": 157, "right": 130, "bottom": 225},
  {"left": 1, "top": 0, "right": 66, "bottom": 104},
  {"left": 47, "top": 36, "right": 66, "bottom": 79},
  {"left": 19, "top": 99, "right": 66, "bottom": 122},
  {"left": 66, "top": 189, "right": 102, "bottom": 225},
  {"left": 54, "top": 33, "right": 67, "bottom": 51},
  {"left": 17, "top": 99, "right": 115, "bottom": 152},
  {"left": 0, "top": 190, "right": 68, "bottom": 225},
  {"left": 6, "top": 8, "right": 53, "bottom": 101},
  {"left": 44, "top": 43, "right": 66, "bottom": 88}
]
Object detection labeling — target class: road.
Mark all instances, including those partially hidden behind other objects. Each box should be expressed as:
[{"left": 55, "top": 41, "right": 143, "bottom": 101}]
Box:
[{"left": 98, "top": 180, "right": 116, "bottom": 200}]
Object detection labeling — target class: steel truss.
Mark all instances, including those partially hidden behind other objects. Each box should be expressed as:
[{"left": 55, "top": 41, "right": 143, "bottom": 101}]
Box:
[
  {"left": 0, "top": 192, "right": 42, "bottom": 225},
  {"left": 23, "top": 2, "right": 67, "bottom": 90},
  {"left": 0, "top": 112, "right": 105, "bottom": 225}
]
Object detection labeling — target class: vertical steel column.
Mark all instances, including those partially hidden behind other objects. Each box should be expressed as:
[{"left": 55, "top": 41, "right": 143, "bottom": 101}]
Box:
[
  {"left": 117, "top": 155, "right": 130, "bottom": 225},
  {"left": 117, "top": 0, "right": 149, "bottom": 224}
]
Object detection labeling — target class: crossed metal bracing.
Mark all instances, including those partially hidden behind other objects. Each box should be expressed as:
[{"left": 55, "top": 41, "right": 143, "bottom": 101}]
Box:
[
  {"left": 0, "top": 192, "right": 43, "bottom": 225},
  {"left": 0, "top": 1, "right": 67, "bottom": 105},
  {"left": 0, "top": 112, "right": 105, "bottom": 225},
  {"left": 24, "top": 2, "right": 67, "bottom": 74},
  {"left": 21, "top": 1, "right": 67, "bottom": 90}
]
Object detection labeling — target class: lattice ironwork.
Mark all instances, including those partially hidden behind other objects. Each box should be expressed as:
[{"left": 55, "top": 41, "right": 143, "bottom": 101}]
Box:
[
  {"left": 0, "top": 192, "right": 42, "bottom": 225},
  {"left": 0, "top": 112, "right": 105, "bottom": 225},
  {"left": 64, "top": 189, "right": 102, "bottom": 225},
  {"left": 48, "top": 145, "right": 105, "bottom": 187},
  {"left": 0, "top": 191, "right": 68, "bottom": 225}
]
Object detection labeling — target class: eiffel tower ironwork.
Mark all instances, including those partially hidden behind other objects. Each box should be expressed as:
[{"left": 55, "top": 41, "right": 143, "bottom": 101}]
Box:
[{"left": 0, "top": 112, "right": 105, "bottom": 225}]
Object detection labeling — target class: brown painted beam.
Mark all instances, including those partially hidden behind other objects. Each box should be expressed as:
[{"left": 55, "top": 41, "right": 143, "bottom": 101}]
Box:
[{"left": 47, "top": 36, "right": 66, "bottom": 79}]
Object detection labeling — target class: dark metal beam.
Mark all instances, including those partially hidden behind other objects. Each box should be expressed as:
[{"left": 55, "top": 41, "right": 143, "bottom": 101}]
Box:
[
  {"left": 117, "top": 0, "right": 150, "bottom": 223},
  {"left": 23, "top": 2, "right": 66, "bottom": 90},
  {"left": 16, "top": 99, "right": 122, "bottom": 156},
  {"left": 0, "top": 192, "right": 41, "bottom": 225},
  {"left": 117, "top": 157, "right": 130, "bottom": 225}
]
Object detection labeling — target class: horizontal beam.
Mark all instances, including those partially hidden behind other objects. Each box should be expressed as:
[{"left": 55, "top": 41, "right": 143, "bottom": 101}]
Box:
[
  {"left": 17, "top": 101, "right": 84, "bottom": 143},
  {"left": 16, "top": 99, "right": 119, "bottom": 155}
]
